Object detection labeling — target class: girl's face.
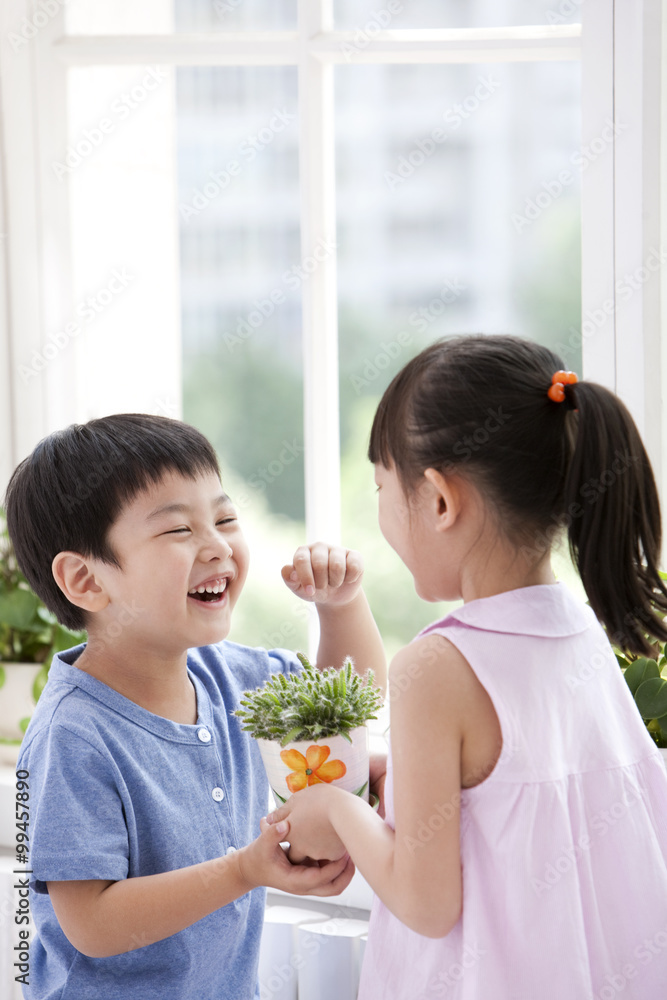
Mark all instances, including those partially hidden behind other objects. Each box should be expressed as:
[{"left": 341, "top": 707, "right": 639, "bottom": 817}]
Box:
[{"left": 374, "top": 462, "right": 450, "bottom": 602}]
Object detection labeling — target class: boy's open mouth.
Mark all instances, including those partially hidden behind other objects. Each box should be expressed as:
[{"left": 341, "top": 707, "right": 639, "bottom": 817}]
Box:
[{"left": 187, "top": 577, "right": 229, "bottom": 603}]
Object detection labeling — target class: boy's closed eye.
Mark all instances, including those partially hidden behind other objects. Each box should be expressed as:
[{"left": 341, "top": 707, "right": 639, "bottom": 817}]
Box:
[{"left": 164, "top": 517, "right": 237, "bottom": 535}]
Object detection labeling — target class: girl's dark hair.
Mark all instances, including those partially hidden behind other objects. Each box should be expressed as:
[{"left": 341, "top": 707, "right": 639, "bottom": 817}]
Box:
[
  {"left": 369, "top": 334, "right": 667, "bottom": 656},
  {"left": 4, "top": 414, "right": 221, "bottom": 631}
]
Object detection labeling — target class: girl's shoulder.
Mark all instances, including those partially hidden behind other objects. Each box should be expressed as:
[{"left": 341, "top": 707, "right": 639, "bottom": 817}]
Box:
[{"left": 389, "top": 636, "right": 502, "bottom": 788}]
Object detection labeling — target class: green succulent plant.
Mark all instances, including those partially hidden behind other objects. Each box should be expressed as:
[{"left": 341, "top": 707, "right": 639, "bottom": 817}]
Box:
[
  {"left": 611, "top": 571, "right": 667, "bottom": 748},
  {"left": 235, "top": 652, "right": 384, "bottom": 747},
  {"left": 616, "top": 643, "right": 667, "bottom": 749},
  {"left": 0, "top": 508, "right": 86, "bottom": 724}
]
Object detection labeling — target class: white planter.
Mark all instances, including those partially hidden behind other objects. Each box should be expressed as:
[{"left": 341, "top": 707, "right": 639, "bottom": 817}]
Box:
[
  {"left": 0, "top": 663, "right": 43, "bottom": 765},
  {"left": 659, "top": 747, "right": 667, "bottom": 771},
  {"left": 257, "top": 726, "right": 370, "bottom": 805}
]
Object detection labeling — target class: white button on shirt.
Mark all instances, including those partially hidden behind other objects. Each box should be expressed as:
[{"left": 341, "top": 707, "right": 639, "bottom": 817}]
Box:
[
  {"left": 226, "top": 846, "right": 236, "bottom": 854},
  {"left": 212, "top": 787, "right": 225, "bottom": 801},
  {"left": 197, "top": 728, "right": 211, "bottom": 743}
]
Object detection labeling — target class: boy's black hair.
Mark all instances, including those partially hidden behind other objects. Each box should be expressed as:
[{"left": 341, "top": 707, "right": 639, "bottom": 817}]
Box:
[
  {"left": 4, "top": 414, "right": 221, "bottom": 631},
  {"left": 369, "top": 334, "right": 667, "bottom": 656}
]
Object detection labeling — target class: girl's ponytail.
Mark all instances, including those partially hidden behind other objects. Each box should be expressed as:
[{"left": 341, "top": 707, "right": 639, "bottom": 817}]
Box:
[{"left": 564, "top": 381, "right": 667, "bottom": 655}]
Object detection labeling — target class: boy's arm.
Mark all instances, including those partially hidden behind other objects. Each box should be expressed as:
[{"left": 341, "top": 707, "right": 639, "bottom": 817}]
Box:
[
  {"left": 47, "top": 819, "right": 353, "bottom": 958},
  {"left": 316, "top": 590, "right": 385, "bottom": 690},
  {"left": 282, "top": 543, "right": 387, "bottom": 692}
]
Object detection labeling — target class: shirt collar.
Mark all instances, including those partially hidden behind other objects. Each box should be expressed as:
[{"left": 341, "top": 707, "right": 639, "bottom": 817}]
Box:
[
  {"left": 48, "top": 643, "right": 215, "bottom": 741},
  {"left": 419, "top": 583, "right": 596, "bottom": 639}
]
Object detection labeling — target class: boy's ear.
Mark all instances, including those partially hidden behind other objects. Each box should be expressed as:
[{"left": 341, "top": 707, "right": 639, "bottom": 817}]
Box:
[
  {"left": 422, "top": 468, "right": 462, "bottom": 530},
  {"left": 51, "top": 552, "right": 110, "bottom": 613}
]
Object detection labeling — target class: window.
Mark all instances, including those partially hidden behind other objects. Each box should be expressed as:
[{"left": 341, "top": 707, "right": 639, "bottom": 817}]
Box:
[{"left": 1, "top": 0, "right": 665, "bottom": 652}]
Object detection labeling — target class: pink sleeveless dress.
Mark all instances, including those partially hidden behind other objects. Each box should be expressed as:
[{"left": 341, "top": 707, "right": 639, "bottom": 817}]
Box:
[{"left": 358, "top": 583, "right": 667, "bottom": 999}]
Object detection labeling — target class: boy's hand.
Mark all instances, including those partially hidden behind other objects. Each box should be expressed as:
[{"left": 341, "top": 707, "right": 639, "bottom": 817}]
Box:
[
  {"left": 265, "top": 784, "right": 347, "bottom": 864},
  {"left": 282, "top": 543, "right": 363, "bottom": 608},
  {"left": 236, "top": 816, "right": 354, "bottom": 898}
]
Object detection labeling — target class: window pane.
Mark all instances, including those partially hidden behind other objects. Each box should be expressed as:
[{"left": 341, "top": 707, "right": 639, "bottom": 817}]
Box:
[
  {"left": 65, "top": 0, "right": 296, "bottom": 35},
  {"left": 337, "top": 61, "right": 582, "bottom": 655},
  {"left": 334, "top": 0, "right": 582, "bottom": 29},
  {"left": 65, "top": 0, "right": 174, "bottom": 34},
  {"left": 176, "top": 67, "right": 307, "bottom": 650},
  {"left": 176, "top": 0, "right": 297, "bottom": 31},
  {"left": 66, "top": 65, "right": 180, "bottom": 419}
]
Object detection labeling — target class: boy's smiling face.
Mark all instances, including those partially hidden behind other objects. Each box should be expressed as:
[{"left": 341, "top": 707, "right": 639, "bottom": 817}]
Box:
[{"left": 92, "top": 469, "right": 249, "bottom": 655}]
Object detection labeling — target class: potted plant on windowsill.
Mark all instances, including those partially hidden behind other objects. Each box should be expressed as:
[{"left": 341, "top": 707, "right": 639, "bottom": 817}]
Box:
[
  {"left": 0, "top": 508, "right": 85, "bottom": 765},
  {"left": 236, "top": 653, "right": 384, "bottom": 806}
]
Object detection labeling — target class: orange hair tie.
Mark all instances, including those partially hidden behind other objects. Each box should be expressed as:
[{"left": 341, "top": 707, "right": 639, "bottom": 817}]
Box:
[{"left": 547, "top": 370, "right": 578, "bottom": 403}]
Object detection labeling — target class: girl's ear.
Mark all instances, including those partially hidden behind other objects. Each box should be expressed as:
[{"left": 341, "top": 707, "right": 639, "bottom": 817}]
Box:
[
  {"left": 51, "top": 552, "right": 110, "bottom": 614},
  {"left": 422, "top": 468, "right": 462, "bottom": 531}
]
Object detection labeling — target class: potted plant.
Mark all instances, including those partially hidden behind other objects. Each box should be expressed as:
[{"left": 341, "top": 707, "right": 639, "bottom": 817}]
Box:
[
  {"left": 615, "top": 641, "right": 667, "bottom": 763},
  {"left": 236, "top": 653, "right": 384, "bottom": 806},
  {"left": 611, "top": 568, "right": 667, "bottom": 768},
  {"left": 0, "top": 508, "right": 85, "bottom": 763}
]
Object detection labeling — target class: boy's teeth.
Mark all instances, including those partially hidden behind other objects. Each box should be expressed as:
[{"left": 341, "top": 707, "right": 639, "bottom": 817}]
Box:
[{"left": 189, "top": 579, "right": 227, "bottom": 595}]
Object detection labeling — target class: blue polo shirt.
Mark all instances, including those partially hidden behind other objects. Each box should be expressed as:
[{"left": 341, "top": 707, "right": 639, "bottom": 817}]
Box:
[{"left": 17, "top": 640, "right": 300, "bottom": 1000}]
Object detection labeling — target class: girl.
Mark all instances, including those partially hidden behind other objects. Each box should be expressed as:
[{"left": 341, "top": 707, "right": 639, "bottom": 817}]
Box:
[{"left": 266, "top": 334, "right": 667, "bottom": 999}]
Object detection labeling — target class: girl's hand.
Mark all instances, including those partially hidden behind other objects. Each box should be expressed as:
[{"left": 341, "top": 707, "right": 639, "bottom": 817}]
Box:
[
  {"left": 265, "top": 785, "right": 348, "bottom": 864},
  {"left": 282, "top": 543, "right": 364, "bottom": 608},
  {"left": 237, "top": 817, "right": 355, "bottom": 898}
]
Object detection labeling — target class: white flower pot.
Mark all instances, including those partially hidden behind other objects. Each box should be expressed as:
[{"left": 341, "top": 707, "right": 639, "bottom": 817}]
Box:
[
  {"left": 0, "top": 662, "right": 43, "bottom": 765},
  {"left": 659, "top": 747, "right": 667, "bottom": 771},
  {"left": 257, "top": 726, "right": 370, "bottom": 805}
]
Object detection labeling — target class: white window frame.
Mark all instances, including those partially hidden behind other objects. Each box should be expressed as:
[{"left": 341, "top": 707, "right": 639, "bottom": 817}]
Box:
[{"left": 1, "top": 0, "right": 665, "bottom": 546}]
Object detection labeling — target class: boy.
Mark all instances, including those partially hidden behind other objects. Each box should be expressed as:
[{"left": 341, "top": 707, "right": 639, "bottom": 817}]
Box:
[{"left": 5, "top": 413, "right": 386, "bottom": 1000}]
